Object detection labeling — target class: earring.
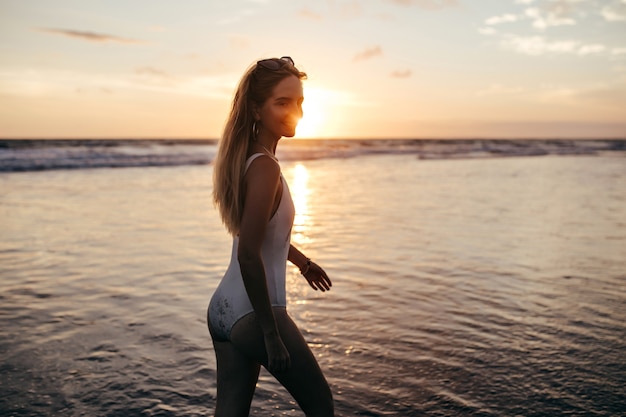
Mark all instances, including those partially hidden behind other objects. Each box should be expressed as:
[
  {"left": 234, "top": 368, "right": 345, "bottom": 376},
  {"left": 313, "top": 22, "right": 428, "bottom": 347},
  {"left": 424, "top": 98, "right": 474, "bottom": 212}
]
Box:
[{"left": 252, "top": 121, "right": 259, "bottom": 140}]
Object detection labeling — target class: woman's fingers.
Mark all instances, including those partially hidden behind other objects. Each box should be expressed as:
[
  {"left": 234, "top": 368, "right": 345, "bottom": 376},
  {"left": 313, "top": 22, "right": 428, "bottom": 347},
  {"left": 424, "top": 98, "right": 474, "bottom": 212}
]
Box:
[
  {"left": 271, "top": 352, "right": 290, "bottom": 373},
  {"left": 268, "top": 359, "right": 282, "bottom": 373},
  {"left": 316, "top": 277, "right": 330, "bottom": 291},
  {"left": 306, "top": 274, "right": 331, "bottom": 291},
  {"left": 266, "top": 336, "right": 291, "bottom": 373},
  {"left": 302, "top": 262, "right": 332, "bottom": 291}
]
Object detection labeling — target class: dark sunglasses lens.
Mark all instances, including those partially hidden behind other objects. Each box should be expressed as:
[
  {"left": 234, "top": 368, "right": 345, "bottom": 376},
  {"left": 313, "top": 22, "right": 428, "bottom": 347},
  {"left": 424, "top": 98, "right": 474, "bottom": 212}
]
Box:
[
  {"left": 257, "top": 57, "right": 295, "bottom": 71},
  {"left": 257, "top": 59, "right": 281, "bottom": 70}
]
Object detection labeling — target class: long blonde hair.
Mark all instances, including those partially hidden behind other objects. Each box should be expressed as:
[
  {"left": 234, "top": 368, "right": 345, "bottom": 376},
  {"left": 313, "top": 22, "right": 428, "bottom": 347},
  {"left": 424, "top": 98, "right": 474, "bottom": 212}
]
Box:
[{"left": 213, "top": 58, "right": 306, "bottom": 235}]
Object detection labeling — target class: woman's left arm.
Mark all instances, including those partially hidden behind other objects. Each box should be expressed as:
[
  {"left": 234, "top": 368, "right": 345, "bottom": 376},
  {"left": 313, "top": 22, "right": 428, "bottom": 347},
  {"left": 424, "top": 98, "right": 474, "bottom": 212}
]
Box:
[{"left": 288, "top": 244, "right": 332, "bottom": 292}]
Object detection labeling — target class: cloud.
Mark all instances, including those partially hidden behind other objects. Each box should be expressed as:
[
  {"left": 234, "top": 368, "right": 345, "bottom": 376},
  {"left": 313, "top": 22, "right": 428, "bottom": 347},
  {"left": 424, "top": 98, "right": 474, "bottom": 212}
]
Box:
[
  {"left": 339, "top": 1, "right": 364, "bottom": 18},
  {"left": 353, "top": 46, "right": 383, "bottom": 61},
  {"left": 390, "top": 69, "right": 412, "bottom": 78},
  {"left": 135, "top": 67, "right": 172, "bottom": 79},
  {"left": 37, "top": 28, "right": 144, "bottom": 44},
  {"left": 229, "top": 35, "right": 250, "bottom": 49},
  {"left": 0, "top": 66, "right": 238, "bottom": 103},
  {"left": 386, "top": 0, "right": 458, "bottom": 10},
  {"left": 216, "top": 9, "right": 255, "bottom": 26},
  {"left": 298, "top": 8, "right": 324, "bottom": 20},
  {"left": 148, "top": 25, "right": 166, "bottom": 32},
  {"left": 612, "top": 47, "right": 626, "bottom": 56},
  {"left": 539, "top": 81, "right": 626, "bottom": 109},
  {"left": 375, "top": 12, "right": 395, "bottom": 21},
  {"left": 601, "top": 0, "right": 626, "bottom": 21},
  {"left": 500, "top": 35, "right": 613, "bottom": 57},
  {"left": 133, "top": 67, "right": 177, "bottom": 88},
  {"left": 485, "top": 14, "right": 519, "bottom": 25},
  {"left": 501, "top": 35, "right": 578, "bottom": 55},
  {"left": 478, "top": 26, "right": 498, "bottom": 36},
  {"left": 576, "top": 84, "right": 626, "bottom": 108},
  {"left": 578, "top": 44, "right": 607, "bottom": 55},
  {"left": 525, "top": 6, "right": 577, "bottom": 30},
  {"left": 477, "top": 0, "right": 626, "bottom": 67},
  {"left": 297, "top": 2, "right": 363, "bottom": 20},
  {"left": 136, "top": 67, "right": 168, "bottom": 75},
  {"left": 476, "top": 83, "right": 525, "bottom": 96}
]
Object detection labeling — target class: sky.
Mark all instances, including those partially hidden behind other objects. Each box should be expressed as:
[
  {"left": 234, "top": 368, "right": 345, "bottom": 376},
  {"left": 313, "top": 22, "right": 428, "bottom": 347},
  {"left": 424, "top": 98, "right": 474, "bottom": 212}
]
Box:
[{"left": 0, "top": 0, "right": 625, "bottom": 139}]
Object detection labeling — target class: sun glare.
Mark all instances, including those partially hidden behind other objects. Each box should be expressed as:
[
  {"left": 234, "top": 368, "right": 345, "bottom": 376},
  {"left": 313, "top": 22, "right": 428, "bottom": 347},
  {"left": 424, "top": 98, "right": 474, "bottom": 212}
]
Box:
[
  {"left": 290, "top": 163, "right": 310, "bottom": 245},
  {"left": 296, "top": 88, "right": 326, "bottom": 138}
]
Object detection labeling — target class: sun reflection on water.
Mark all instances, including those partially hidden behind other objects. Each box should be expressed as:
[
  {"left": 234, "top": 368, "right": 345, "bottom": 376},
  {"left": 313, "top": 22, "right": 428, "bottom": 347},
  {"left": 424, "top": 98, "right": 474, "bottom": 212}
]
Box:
[{"left": 290, "top": 163, "right": 311, "bottom": 246}]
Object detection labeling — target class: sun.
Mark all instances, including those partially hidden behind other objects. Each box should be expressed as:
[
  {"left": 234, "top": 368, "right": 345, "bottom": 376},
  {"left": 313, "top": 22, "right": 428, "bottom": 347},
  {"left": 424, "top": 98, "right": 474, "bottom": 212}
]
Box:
[{"left": 295, "top": 88, "right": 327, "bottom": 138}]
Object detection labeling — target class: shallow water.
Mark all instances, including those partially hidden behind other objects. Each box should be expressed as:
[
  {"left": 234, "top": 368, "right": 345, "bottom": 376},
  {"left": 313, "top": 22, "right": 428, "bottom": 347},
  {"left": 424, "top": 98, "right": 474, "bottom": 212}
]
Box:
[{"left": 1, "top": 154, "right": 625, "bottom": 416}]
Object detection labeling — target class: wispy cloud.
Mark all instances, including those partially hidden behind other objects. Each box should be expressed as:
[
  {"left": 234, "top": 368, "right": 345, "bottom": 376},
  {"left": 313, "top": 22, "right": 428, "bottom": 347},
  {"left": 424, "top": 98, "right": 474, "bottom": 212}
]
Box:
[
  {"left": 578, "top": 44, "right": 607, "bottom": 56},
  {"left": 577, "top": 84, "right": 626, "bottom": 108},
  {"left": 476, "top": 83, "right": 525, "bottom": 96},
  {"left": 136, "top": 67, "right": 171, "bottom": 77},
  {"left": 390, "top": 69, "right": 412, "bottom": 78},
  {"left": 297, "top": 2, "right": 363, "bottom": 20},
  {"left": 524, "top": 6, "right": 577, "bottom": 30},
  {"left": 478, "top": 0, "right": 626, "bottom": 60},
  {"left": 485, "top": 14, "right": 519, "bottom": 25},
  {"left": 298, "top": 8, "right": 324, "bottom": 20},
  {"left": 501, "top": 35, "right": 577, "bottom": 55},
  {"left": 353, "top": 46, "right": 383, "bottom": 61},
  {"left": 601, "top": 0, "right": 626, "bottom": 21},
  {"left": 339, "top": 1, "right": 364, "bottom": 18},
  {"left": 386, "top": 0, "right": 458, "bottom": 10},
  {"left": 147, "top": 25, "right": 166, "bottom": 32},
  {"left": 135, "top": 67, "right": 175, "bottom": 85},
  {"left": 612, "top": 47, "right": 626, "bottom": 56},
  {"left": 229, "top": 35, "right": 250, "bottom": 49},
  {"left": 500, "top": 35, "right": 612, "bottom": 57},
  {"left": 478, "top": 2, "right": 584, "bottom": 43},
  {"left": 478, "top": 26, "right": 498, "bottom": 36},
  {"left": 2, "top": 67, "right": 237, "bottom": 100},
  {"left": 37, "top": 28, "right": 144, "bottom": 44},
  {"left": 215, "top": 9, "right": 255, "bottom": 26},
  {"left": 538, "top": 81, "right": 626, "bottom": 109}
]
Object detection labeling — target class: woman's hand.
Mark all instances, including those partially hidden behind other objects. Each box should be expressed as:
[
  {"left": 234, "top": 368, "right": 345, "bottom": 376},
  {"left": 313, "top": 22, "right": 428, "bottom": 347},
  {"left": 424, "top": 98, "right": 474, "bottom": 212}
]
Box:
[
  {"left": 264, "top": 331, "right": 291, "bottom": 373},
  {"left": 303, "top": 261, "right": 332, "bottom": 292}
]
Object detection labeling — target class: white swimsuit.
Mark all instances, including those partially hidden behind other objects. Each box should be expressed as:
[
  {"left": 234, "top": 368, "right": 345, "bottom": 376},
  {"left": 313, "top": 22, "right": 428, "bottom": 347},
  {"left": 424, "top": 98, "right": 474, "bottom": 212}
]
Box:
[{"left": 208, "top": 153, "right": 295, "bottom": 340}]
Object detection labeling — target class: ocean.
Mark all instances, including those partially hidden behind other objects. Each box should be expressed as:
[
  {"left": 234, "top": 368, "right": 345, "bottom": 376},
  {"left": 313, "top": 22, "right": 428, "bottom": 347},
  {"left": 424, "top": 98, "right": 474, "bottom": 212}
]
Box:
[{"left": 1, "top": 139, "right": 625, "bottom": 416}]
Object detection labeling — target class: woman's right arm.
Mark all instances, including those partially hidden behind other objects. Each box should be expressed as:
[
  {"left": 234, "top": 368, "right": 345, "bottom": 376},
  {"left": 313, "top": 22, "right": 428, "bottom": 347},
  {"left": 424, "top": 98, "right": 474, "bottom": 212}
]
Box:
[{"left": 237, "top": 156, "right": 290, "bottom": 373}]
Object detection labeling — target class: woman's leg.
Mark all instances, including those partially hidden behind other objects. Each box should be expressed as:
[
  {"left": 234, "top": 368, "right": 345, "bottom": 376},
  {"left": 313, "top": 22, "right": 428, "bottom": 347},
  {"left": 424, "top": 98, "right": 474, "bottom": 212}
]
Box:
[
  {"left": 230, "top": 308, "right": 334, "bottom": 417},
  {"left": 209, "top": 318, "right": 260, "bottom": 417}
]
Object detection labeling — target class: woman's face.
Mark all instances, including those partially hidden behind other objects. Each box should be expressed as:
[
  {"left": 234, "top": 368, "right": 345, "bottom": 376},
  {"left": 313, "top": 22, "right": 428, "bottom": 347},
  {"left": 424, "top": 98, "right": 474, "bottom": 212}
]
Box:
[{"left": 256, "top": 75, "right": 304, "bottom": 139}]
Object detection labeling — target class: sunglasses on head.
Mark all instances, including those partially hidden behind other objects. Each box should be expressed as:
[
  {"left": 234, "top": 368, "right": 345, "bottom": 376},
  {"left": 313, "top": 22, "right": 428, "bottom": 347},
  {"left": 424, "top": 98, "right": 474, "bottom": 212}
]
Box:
[{"left": 256, "top": 56, "right": 295, "bottom": 71}]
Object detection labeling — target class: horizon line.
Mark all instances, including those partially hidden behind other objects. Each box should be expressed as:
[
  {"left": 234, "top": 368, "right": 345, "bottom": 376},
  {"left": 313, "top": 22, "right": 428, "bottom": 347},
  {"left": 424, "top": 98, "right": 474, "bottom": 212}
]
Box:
[{"left": 1, "top": 137, "right": 626, "bottom": 141}]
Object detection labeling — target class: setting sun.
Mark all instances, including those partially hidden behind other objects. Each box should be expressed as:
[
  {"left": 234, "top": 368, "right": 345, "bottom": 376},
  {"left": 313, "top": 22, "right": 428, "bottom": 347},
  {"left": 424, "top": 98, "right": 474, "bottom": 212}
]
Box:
[{"left": 296, "top": 88, "right": 328, "bottom": 139}]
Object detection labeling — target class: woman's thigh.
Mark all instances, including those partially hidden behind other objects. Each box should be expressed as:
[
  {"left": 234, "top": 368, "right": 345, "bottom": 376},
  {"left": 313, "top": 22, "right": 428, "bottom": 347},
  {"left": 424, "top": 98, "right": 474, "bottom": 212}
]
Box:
[
  {"left": 209, "top": 312, "right": 261, "bottom": 417},
  {"left": 230, "top": 308, "right": 334, "bottom": 415}
]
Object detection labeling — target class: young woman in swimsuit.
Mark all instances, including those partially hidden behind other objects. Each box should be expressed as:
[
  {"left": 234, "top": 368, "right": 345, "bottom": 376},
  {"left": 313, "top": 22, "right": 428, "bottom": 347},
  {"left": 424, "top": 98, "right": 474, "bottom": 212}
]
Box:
[{"left": 208, "top": 56, "right": 335, "bottom": 417}]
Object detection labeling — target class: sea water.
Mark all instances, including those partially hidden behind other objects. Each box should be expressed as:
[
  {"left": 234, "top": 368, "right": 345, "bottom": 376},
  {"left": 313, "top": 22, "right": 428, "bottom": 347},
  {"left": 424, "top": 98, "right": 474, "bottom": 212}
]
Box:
[{"left": 1, "top": 141, "right": 625, "bottom": 416}]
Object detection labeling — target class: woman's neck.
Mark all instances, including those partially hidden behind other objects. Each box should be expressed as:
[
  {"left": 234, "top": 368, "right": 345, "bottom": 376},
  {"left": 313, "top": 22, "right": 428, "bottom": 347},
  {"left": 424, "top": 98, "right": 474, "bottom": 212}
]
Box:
[{"left": 254, "top": 134, "right": 278, "bottom": 155}]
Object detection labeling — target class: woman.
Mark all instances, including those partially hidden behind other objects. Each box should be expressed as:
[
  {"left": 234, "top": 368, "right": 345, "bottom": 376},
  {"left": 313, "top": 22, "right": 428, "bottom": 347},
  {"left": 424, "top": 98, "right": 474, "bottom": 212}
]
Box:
[{"left": 207, "top": 56, "right": 335, "bottom": 417}]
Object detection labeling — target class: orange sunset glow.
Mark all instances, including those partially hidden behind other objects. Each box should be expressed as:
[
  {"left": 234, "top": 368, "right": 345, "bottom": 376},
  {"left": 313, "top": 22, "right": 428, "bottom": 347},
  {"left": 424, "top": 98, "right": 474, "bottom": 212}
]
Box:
[{"left": 1, "top": 1, "right": 625, "bottom": 139}]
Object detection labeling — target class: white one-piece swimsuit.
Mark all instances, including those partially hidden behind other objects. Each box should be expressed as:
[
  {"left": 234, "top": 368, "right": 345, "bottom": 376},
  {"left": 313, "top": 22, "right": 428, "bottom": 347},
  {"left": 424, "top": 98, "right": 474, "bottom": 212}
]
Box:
[{"left": 208, "top": 153, "right": 295, "bottom": 341}]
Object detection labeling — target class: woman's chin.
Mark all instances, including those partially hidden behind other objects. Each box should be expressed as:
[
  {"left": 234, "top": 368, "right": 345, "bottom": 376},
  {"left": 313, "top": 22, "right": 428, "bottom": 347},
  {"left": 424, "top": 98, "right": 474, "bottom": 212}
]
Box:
[{"left": 282, "top": 127, "right": 298, "bottom": 137}]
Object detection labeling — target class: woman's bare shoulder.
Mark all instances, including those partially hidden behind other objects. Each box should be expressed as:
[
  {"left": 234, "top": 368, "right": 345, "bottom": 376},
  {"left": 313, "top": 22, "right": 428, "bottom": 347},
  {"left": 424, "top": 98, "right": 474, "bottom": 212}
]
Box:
[{"left": 244, "top": 154, "right": 281, "bottom": 189}]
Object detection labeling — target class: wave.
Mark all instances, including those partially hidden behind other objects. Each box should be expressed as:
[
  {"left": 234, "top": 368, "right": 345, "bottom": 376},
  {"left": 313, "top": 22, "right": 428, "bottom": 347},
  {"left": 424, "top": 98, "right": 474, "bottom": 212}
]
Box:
[{"left": 1, "top": 138, "right": 624, "bottom": 172}]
